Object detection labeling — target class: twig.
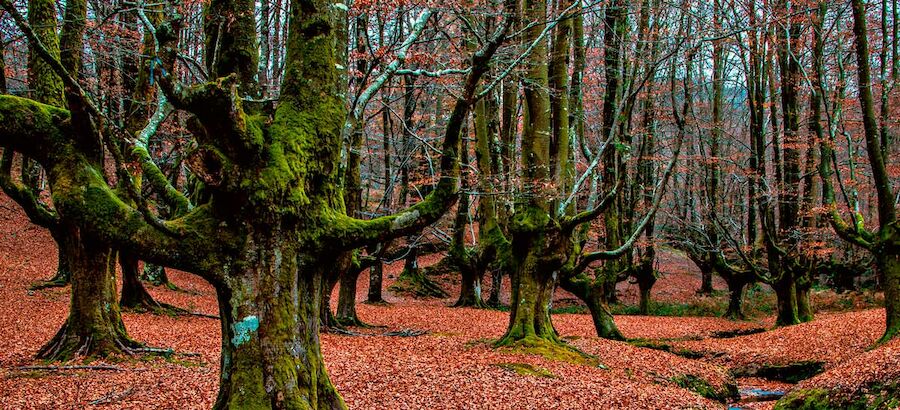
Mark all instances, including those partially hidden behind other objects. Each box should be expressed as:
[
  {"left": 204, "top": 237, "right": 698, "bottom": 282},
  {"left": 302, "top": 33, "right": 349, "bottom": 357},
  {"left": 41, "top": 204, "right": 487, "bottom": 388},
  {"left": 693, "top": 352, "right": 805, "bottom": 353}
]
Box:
[
  {"left": 89, "top": 388, "right": 134, "bottom": 405},
  {"left": 382, "top": 329, "right": 428, "bottom": 337},
  {"left": 16, "top": 365, "right": 125, "bottom": 372}
]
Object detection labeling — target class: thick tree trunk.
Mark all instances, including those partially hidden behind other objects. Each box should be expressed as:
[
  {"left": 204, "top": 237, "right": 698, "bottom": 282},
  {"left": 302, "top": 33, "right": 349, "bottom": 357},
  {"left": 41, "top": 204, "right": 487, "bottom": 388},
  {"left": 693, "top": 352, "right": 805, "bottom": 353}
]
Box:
[
  {"left": 773, "top": 276, "right": 801, "bottom": 326},
  {"left": 587, "top": 287, "right": 623, "bottom": 340},
  {"left": 561, "top": 273, "right": 624, "bottom": 340},
  {"left": 213, "top": 241, "right": 345, "bottom": 409},
  {"left": 638, "top": 281, "right": 652, "bottom": 315},
  {"left": 698, "top": 270, "right": 714, "bottom": 295},
  {"left": 878, "top": 251, "right": 900, "bottom": 343},
  {"left": 723, "top": 278, "right": 746, "bottom": 320},
  {"left": 389, "top": 244, "right": 447, "bottom": 298},
  {"left": 37, "top": 228, "right": 138, "bottom": 360},
  {"left": 119, "top": 252, "right": 175, "bottom": 313},
  {"left": 366, "top": 263, "right": 385, "bottom": 304},
  {"left": 497, "top": 247, "right": 558, "bottom": 345},
  {"left": 487, "top": 269, "right": 503, "bottom": 307},
  {"left": 454, "top": 265, "right": 485, "bottom": 308},
  {"left": 335, "top": 264, "right": 364, "bottom": 326}
]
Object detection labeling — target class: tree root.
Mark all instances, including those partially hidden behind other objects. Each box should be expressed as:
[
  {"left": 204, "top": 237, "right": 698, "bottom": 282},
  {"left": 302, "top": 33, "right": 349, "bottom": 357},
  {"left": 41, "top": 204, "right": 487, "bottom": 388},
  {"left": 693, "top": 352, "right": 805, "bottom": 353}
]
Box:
[
  {"left": 28, "top": 269, "right": 70, "bottom": 291},
  {"left": 35, "top": 323, "right": 143, "bottom": 362},
  {"left": 389, "top": 269, "right": 449, "bottom": 299}
]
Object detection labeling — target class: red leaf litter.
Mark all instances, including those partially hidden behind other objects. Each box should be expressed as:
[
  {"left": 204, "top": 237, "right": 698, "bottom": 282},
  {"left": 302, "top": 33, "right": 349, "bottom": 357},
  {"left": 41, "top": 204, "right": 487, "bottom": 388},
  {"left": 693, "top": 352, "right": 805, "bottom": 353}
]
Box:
[{"left": 0, "top": 193, "right": 894, "bottom": 409}]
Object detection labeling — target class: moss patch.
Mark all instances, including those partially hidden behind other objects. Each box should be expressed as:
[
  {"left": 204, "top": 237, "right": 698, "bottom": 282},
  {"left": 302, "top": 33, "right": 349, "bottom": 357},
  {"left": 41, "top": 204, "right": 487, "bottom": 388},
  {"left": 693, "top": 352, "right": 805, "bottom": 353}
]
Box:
[
  {"left": 735, "top": 361, "right": 825, "bottom": 383},
  {"left": 495, "top": 362, "right": 555, "bottom": 378},
  {"left": 775, "top": 382, "right": 900, "bottom": 410},
  {"left": 669, "top": 374, "right": 739, "bottom": 403},
  {"left": 496, "top": 337, "right": 605, "bottom": 368}
]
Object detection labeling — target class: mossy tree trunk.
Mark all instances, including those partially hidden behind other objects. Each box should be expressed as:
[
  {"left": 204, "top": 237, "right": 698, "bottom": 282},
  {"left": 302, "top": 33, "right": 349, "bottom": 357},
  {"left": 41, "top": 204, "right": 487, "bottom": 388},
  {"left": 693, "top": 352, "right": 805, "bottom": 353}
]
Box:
[
  {"left": 213, "top": 235, "right": 344, "bottom": 409},
  {"left": 560, "top": 273, "right": 624, "bottom": 340},
  {"left": 498, "top": 227, "right": 563, "bottom": 345},
  {"left": 336, "top": 256, "right": 367, "bottom": 326},
  {"left": 773, "top": 276, "right": 800, "bottom": 326},
  {"left": 0, "top": 0, "right": 508, "bottom": 405},
  {"left": 879, "top": 250, "right": 900, "bottom": 342},
  {"left": 37, "top": 228, "right": 139, "bottom": 361}
]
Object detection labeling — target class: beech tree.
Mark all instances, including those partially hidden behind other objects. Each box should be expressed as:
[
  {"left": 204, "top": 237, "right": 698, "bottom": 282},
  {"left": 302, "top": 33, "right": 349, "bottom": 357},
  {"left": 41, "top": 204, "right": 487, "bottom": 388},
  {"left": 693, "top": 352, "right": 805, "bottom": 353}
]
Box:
[{"left": 0, "top": 0, "right": 510, "bottom": 407}]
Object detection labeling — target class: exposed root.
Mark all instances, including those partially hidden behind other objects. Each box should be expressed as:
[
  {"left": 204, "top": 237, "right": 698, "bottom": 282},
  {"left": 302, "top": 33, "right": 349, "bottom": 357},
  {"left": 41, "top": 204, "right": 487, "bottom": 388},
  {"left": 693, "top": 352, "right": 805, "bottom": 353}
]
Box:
[
  {"left": 35, "top": 321, "right": 143, "bottom": 362},
  {"left": 389, "top": 269, "right": 449, "bottom": 299},
  {"left": 28, "top": 268, "right": 70, "bottom": 291},
  {"left": 28, "top": 277, "right": 69, "bottom": 291}
]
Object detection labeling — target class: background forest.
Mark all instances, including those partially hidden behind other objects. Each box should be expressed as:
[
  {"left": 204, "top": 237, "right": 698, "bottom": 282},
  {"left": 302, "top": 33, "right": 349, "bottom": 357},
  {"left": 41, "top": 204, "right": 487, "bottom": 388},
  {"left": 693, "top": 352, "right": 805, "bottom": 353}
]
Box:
[{"left": 0, "top": 0, "right": 898, "bottom": 408}]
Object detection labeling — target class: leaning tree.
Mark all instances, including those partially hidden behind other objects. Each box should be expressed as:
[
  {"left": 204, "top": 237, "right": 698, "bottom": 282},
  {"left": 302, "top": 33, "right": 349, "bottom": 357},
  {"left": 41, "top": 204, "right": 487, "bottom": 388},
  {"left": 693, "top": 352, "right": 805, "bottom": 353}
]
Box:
[{"left": 0, "top": 0, "right": 510, "bottom": 407}]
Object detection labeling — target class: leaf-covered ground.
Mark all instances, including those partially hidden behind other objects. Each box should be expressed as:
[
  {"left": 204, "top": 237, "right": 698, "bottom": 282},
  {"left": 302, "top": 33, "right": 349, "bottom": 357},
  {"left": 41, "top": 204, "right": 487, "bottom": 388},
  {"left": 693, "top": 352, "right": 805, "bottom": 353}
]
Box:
[{"left": 0, "top": 194, "right": 893, "bottom": 409}]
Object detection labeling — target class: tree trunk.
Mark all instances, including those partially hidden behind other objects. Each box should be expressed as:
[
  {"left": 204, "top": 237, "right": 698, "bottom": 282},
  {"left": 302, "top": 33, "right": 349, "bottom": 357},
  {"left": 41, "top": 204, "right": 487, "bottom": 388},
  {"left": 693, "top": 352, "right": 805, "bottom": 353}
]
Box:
[
  {"left": 320, "top": 268, "right": 341, "bottom": 330},
  {"left": 723, "top": 278, "right": 745, "bottom": 320},
  {"left": 773, "top": 276, "right": 800, "bottom": 326},
  {"left": 488, "top": 269, "right": 503, "bottom": 307},
  {"left": 37, "top": 227, "right": 138, "bottom": 361},
  {"left": 213, "top": 241, "right": 345, "bottom": 410},
  {"left": 878, "top": 250, "right": 900, "bottom": 343},
  {"left": 454, "top": 265, "right": 485, "bottom": 308},
  {"left": 366, "top": 262, "right": 385, "bottom": 304},
  {"left": 497, "top": 244, "right": 558, "bottom": 345},
  {"left": 587, "top": 286, "right": 623, "bottom": 340},
  {"left": 119, "top": 251, "right": 172, "bottom": 313},
  {"left": 389, "top": 244, "right": 447, "bottom": 298},
  {"left": 142, "top": 262, "right": 178, "bottom": 290},
  {"left": 335, "top": 263, "right": 364, "bottom": 326},
  {"left": 698, "top": 270, "right": 714, "bottom": 295},
  {"left": 796, "top": 282, "right": 813, "bottom": 323},
  {"left": 560, "top": 273, "right": 624, "bottom": 340}
]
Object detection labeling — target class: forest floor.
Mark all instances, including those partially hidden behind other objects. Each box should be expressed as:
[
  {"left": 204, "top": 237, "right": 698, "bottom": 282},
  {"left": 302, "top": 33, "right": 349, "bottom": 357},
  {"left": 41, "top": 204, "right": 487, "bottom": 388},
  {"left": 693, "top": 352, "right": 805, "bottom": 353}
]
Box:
[{"left": 0, "top": 193, "right": 895, "bottom": 409}]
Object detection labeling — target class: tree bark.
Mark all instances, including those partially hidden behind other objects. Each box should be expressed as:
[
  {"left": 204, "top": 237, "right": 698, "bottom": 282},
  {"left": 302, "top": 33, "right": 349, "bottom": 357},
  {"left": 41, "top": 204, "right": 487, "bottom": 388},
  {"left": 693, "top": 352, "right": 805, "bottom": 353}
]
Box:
[
  {"left": 773, "top": 276, "right": 800, "bottom": 326},
  {"left": 723, "top": 277, "right": 746, "bottom": 321},
  {"left": 366, "top": 262, "right": 385, "bottom": 304},
  {"left": 213, "top": 238, "right": 345, "bottom": 409},
  {"left": 878, "top": 250, "right": 900, "bottom": 342},
  {"left": 37, "top": 227, "right": 138, "bottom": 361},
  {"left": 335, "top": 261, "right": 364, "bottom": 326},
  {"left": 560, "top": 274, "right": 624, "bottom": 340}
]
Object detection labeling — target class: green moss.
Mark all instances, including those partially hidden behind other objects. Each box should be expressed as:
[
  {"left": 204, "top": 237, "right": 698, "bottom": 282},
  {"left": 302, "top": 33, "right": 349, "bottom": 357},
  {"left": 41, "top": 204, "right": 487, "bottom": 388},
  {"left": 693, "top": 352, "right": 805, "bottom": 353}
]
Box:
[
  {"left": 775, "top": 383, "right": 900, "bottom": 410},
  {"left": 496, "top": 336, "right": 603, "bottom": 368},
  {"left": 669, "top": 374, "right": 738, "bottom": 403},
  {"left": 496, "top": 362, "right": 556, "bottom": 378},
  {"left": 510, "top": 205, "right": 551, "bottom": 234}
]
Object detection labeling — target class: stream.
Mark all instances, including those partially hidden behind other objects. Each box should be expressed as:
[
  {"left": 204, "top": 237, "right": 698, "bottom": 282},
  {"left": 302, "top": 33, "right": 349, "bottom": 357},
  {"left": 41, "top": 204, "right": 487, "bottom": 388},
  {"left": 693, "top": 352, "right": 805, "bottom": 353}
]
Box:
[{"left": 728, "top": 387, "right": 786, "bottom": 409}]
